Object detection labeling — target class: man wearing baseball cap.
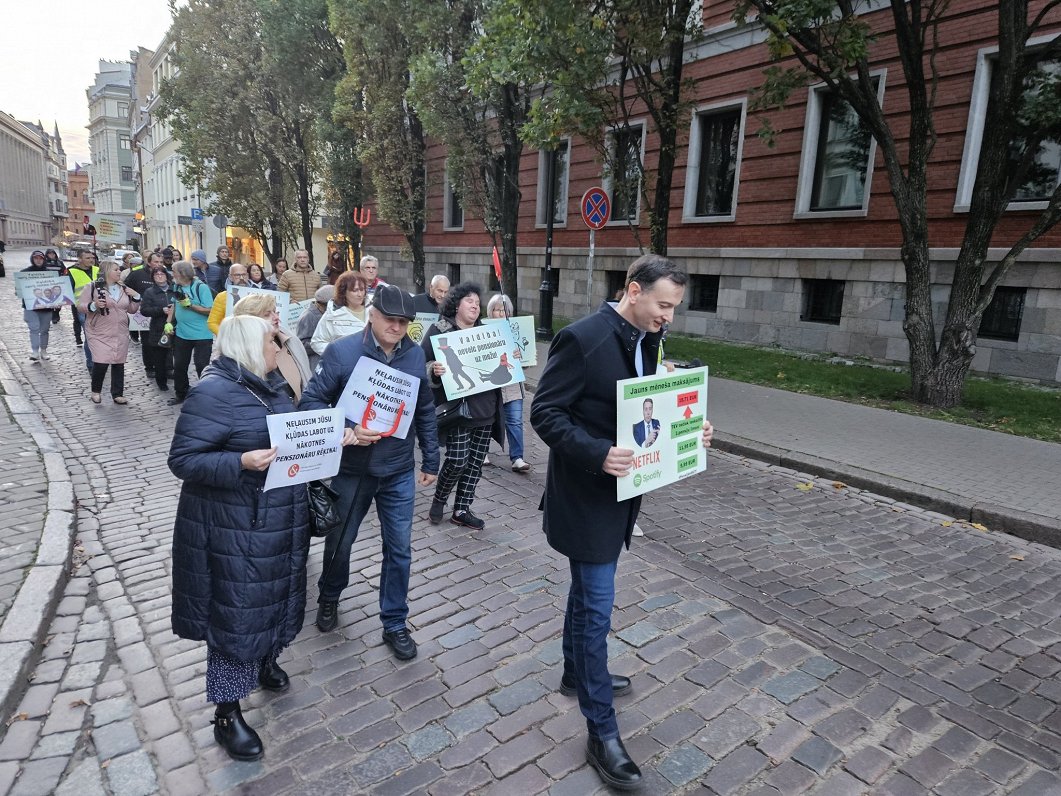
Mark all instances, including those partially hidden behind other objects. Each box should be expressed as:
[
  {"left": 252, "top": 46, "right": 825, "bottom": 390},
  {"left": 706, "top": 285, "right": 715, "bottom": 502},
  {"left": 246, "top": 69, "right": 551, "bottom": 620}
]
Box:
[{"left": 299, "top": 284, "right": 439, "bottom": 661}]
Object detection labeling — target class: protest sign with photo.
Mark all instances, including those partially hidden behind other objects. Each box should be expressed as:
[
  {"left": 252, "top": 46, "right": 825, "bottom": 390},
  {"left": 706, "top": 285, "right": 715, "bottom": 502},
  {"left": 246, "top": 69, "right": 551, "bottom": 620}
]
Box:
[
  {"left": 264, "top": 408, "right": 344, "bottom": 491},
  {"left": 484, "top": 314, "right": 537, "bottom": 367},
  {"left": 434, "top": 323, "right": 525, "bottom": 400},
  {"left": 14, "top": 271, "right": 76, "bottom": 310},
  {"left": 336, "top": 358, "right": 421, "bottom": 440},
  {"left": 615, "top": 366, "right": 709, "bottom": 501},
  {"left": 407, "top": 312, "right": 440, "bottom": 344}
]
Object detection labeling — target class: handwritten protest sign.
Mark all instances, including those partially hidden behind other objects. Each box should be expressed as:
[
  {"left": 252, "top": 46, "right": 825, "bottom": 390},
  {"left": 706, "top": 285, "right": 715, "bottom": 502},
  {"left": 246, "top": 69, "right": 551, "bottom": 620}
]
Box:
[
  {"left": 14, "top": 271, "right": 76, "bottom": 310},
  {"left": 264, "top": 408, "right": 344, "bottom": 491},
  {"left": 407, "top": 312, "right": 440, "bottom": 344},
  {"left": 337, "top": 358, "right": 420, "bottom": 440},
  {"left": 433, "top": 323, "right": 525, "bottom": 400},
  {"left": 615, "top": 366, "right": 709, "bottom": 501},
  {"left": 128, "top": 311, "right": 152, "bottom": 332},
  {"left": 484, "top": 315, "right": 537, "bottom": 367},
  {"left": 227, "top": 286, "right": 292, "bottom": 330}
]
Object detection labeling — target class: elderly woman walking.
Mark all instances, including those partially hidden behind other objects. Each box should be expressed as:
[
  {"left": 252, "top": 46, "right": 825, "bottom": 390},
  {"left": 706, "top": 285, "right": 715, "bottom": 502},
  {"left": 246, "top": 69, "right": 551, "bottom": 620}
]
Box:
[
  {"left": 168, "top": 315, "right": 339, "bottom": 761},
  {"left": 78, "top": 260, "right": 142, "bottom": 404}
]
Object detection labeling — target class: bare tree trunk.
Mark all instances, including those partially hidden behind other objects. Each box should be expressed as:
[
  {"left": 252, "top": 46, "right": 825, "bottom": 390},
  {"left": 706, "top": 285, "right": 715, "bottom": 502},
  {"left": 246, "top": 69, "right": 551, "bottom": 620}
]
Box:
[
  {"left": 408, "top": 110, "right": 427, "bottom": 292},
  {"left": 497, "top": 83, "right": 524, "bottom": 306}
]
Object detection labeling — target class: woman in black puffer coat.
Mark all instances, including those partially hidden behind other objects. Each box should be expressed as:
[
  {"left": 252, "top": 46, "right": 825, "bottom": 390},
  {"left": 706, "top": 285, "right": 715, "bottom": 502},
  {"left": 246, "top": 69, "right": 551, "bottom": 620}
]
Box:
[{"left": 168, "top": 315, "right": 310, "bottom": 762}]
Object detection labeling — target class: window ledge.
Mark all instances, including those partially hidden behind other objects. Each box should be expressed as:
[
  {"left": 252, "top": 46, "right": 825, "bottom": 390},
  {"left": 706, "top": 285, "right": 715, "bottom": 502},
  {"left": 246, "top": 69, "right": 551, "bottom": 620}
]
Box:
[
  {"left": 605, "top": 219, "right": 639, "bottom": 228},
  {"left": 793, "top": 208, "right": 869, "bottom": 220},
  {"left": 681, "top": 213, "right": 736, "bottom": 224},
  {"left": 442, "top": 224, "right": 465, "bottom": 232},
  {"left": 534, "top": 221, "right": 568, "bottom": 230},
  {"left": 953, "top": 200, "right": 1051, "bottom": 214}
]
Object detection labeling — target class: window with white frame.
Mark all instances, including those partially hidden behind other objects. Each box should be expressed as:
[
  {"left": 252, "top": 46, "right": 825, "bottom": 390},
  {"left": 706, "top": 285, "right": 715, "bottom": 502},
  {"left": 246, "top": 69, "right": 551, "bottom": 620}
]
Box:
[
  {"left": 795, "top": 75, "right": 884, "bottom": 217},
  {"left": 956, "top": 39, "right": 1061, "bottom": 211},
  {"left": 443, "top": 164, "right": 463, "bottom": 231},
  {"left": 606, "top": 123, "right": 645, "bottom": 223},
  {"left": 119, "top": 135, "right": 132, "bottom": 151},
  {"left": 536, "top": 140, "right": 570, "bottom": 227},
  {"left": 684, "top": 101, "right": 746, "bottom": 221}
]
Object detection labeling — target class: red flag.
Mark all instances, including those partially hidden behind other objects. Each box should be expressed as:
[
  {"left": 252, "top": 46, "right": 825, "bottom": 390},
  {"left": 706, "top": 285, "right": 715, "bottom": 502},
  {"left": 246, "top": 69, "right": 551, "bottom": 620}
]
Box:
[{"left": 492, "top": 246, "right": 503, "bottom": 283}]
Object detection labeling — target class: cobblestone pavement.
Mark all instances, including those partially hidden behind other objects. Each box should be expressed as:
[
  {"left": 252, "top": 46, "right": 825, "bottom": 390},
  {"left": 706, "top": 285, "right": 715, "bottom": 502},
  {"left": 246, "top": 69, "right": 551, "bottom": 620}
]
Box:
[{"left": 2, "top": 251, "right": 1061, "bottom": 794}]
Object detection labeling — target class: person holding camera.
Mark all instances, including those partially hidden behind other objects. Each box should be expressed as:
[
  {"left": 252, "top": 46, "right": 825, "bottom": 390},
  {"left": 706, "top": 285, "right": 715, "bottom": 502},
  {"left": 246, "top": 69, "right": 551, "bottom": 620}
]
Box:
[
  {"left": 140, "top": 267, "right": 176, "bottom": 392},
  {"left": 77, "top": 260, "right": 142, "bottom": 405},
  {"left": 169, "top": 260, "right": 215, "bottom": 406}
]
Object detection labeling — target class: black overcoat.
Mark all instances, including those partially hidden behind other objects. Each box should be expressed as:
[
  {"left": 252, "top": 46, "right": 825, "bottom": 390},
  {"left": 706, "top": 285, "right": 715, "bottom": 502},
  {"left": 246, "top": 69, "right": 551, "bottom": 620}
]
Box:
[
  {"left": 531, "top": 302, "right": 662, "bottom": 563},
  {"left": 168, "top": 356, "right": 311, "bottom": 661}
]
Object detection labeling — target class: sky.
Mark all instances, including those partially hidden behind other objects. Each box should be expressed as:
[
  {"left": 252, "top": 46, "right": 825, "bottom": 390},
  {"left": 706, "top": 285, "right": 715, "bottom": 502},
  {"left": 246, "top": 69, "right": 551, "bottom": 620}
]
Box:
[{"left": 1, "top": 0, "right": 175, "bottom": 167}]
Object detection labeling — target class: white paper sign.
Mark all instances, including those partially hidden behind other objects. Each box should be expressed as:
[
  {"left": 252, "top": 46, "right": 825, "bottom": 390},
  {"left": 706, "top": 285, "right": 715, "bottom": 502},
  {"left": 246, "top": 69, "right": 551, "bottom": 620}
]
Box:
[
  {"left": 337, "top": 358, "right": 420, "bottom": 440},
  {"left": 287, "top": 299, "right": 313, "bottom": 330},
  {"left": 432, "top": 323, "right": 525, "bottom": 400},
  {"left": 407, "top": 312, "right": 440, "bottom": 344},
  {"left": 129, "top": 311, "right": 152, "bottom": 332},
  {"left": 15, "top": 271, "right": 76, "bottom": 310},
  {"left": 615, "top": 366, "right": 709, "bottom": 501},
  {"left": 484, "top": 315, "right": 537, "bottom": 367},
  {"left": 227, "top": 286, "right": 293, "bottom": 330},
  {"left": 264, "top": 408, "right": 344, "bottom": 491}
]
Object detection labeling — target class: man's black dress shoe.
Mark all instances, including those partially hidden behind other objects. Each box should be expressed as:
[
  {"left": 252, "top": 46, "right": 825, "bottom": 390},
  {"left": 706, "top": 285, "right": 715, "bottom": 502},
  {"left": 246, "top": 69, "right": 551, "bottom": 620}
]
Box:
[
  {"left": 316, "top": 600, "right": 338, "bottom": 632},
  {"left": 258, "top": 656, "right": 290, "bottom": 692},
  {"left": 560, "top": 673, "right": 632, "bottom": 697},
  {"left": 587, "top": 735, "right": 642, "bottom": 790}
]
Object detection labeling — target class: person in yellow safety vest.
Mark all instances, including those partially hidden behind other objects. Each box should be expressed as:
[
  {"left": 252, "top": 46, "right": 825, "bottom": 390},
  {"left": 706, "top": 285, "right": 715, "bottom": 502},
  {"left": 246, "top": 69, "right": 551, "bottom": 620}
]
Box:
[{"left": 68, "top": 250, "right": 99, "bottom": 356}]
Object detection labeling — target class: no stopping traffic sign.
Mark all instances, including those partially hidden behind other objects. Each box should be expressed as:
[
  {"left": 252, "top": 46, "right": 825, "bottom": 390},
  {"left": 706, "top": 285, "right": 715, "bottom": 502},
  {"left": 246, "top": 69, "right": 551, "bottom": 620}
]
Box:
[{"left": 580, "top": 187, "right": 611, "bottom": 229}]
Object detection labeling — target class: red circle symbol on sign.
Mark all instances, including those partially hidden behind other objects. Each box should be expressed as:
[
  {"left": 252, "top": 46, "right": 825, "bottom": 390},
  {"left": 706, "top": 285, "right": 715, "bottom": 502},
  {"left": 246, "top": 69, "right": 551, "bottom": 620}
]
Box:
[
  {"left": 580, "top": 187, "right": 611, "bottom": 230},
  {"left": 288, "top": 464, "right": 300, "bottom": 478}
]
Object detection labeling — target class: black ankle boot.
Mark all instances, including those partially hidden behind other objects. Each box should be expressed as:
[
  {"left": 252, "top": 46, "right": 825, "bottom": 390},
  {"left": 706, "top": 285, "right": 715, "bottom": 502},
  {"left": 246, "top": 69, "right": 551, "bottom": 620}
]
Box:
[
  {"left": 212, "top": 701, "right": 264, "bottom": 761},
  {"left": 259, "top": 656, "right": 290, "bottom": 692}
]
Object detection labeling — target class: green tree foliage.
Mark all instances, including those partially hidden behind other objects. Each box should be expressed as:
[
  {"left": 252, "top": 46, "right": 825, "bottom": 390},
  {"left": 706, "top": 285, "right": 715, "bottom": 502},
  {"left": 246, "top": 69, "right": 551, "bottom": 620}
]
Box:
[
  {"left": 329, "top": 0, "right": 428, "bottom": 290},
  {"left": 160, "top": 0, "right": 344, "bottom": 266},
  {"left": 735, "top": 0, "right": 1061, "bottom": 407}
]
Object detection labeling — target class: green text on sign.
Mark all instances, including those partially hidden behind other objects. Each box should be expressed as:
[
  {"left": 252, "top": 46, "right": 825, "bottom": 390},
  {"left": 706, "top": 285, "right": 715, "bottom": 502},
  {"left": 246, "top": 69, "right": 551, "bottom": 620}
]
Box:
[
  {"left": 677, "top": 455, "right": 699, "bottom": 474},
  {"left": 676, "top": 437, "right": 698, "bottom": 455},
  {"left": 670, "top": 416, "right": 703, "bottom": 439},
  {"left": 623, "top": 371, "right": 705, "bottom": 401}
]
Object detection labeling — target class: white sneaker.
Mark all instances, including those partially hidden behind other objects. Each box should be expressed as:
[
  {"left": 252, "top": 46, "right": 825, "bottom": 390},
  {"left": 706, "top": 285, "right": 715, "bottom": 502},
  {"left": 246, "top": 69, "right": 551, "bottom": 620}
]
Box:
[
  {"left": 511, "top": 458, "right": 531, "bottom": 473},
  {"left": 39, "top": 350, "right": 50, "bottom": 361},
  {"left": 29, "top": 350, "right": 40, "bottom": 361},
  {"left": 632, "top": 523, "right": 644, "bottom": 537},
  {"left": 483, "top": 455, "right": 492, "bottom": 466}
]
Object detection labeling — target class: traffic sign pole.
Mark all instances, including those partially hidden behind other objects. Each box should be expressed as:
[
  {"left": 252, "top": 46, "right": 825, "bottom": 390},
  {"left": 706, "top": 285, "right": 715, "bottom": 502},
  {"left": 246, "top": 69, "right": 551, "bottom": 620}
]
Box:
[{"left": 580, "top": 187, "right": 611, "bottom": 312}]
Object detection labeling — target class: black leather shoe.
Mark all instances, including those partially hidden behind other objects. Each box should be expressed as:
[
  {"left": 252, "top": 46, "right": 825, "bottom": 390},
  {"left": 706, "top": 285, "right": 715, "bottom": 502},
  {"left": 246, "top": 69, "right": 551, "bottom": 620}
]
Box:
[
  {"left": 212, "top": 702, "right": 263, "bottom": 762},
  {"left": 429, "top": 497, "right": 446, "bottom": 524},
  {"left": 560, "top": 673, "right": 632, "bottom": 698},
  {"left": 587, "top": 735, "right": 642, "bottom": 791},
  {"left": 258, "top": 657, "right": 290, "bottom": 692},
  {"left": 451, "top": 510, "right": 485, "bottom": 530},
  {"left": 316, "top": 600, "right": 339, "bottom": 632},
  {"left": 167, "top": 395, "right": 185, "bottom": 406},
  {"left": 382, "top": 627, "right": 418, "bottom": 660}
]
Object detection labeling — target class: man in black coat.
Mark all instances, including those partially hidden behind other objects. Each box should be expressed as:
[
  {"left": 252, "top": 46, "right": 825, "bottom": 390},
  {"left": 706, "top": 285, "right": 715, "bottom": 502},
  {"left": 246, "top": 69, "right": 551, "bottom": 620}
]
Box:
[{"left": 531, "top": 254, "right": 714, "bottom": 791}]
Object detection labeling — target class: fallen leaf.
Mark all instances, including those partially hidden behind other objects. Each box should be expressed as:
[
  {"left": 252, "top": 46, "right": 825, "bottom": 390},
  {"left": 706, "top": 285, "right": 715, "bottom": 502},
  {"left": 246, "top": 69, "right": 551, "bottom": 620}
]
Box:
[
  {"left": 5, "top": 712, "right": 28, "bottom": 726},
  {"left": 776, "top": 372, "right": 786, "bottom": 380},
  {"left": 101, "top": 759, "right": 111, "bottom": 769},
  {"left": 69, "top": 699, "right": 89, "bottom": 708},
  {"left": 1010, "top": 554, "right": 1025, "bottom": 561},
  {"left": 940, "top": 521, "right": 953, "bottom": 527},
  {"left": 971, "top": 523, "right": 989, "bottom": 532},
  {"left": 832, "top": 482, "right": 846, "bottom": 490},
  {"left": 795, "top": 482, "right": 814, "bottom": 492}
]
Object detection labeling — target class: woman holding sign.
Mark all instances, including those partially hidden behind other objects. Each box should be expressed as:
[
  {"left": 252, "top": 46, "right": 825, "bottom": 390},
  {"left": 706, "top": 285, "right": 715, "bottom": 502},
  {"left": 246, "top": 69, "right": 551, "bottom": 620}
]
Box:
[
  {"left": 168, "top": 315, "right": 313, "bottom": 763},
  {"left": 421, "top": 282, "right": 502, "bottom": 530}
]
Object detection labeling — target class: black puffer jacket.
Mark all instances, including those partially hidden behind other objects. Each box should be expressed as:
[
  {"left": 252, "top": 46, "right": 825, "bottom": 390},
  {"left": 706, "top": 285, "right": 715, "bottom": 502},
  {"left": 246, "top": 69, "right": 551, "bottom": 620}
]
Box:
[
  {"left": 139, "top": 282, "right": 173, "bottom": 347},
  {"left": 168, "top": 356, "right": 311, "bottom": 661}
]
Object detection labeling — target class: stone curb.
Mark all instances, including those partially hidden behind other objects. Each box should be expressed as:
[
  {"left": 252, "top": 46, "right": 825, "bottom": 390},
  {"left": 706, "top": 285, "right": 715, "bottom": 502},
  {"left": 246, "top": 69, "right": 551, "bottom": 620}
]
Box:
[
  {"left": 0, "top": 357, "right": 76, "bottom": 722},
  {"left": 713, "top": 432, "right": 1061, "bottom": 549}
]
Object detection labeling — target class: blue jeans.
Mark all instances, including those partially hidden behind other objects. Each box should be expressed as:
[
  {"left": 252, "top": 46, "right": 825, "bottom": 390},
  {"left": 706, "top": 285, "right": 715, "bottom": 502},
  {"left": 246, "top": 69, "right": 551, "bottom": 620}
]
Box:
[
  {"left": 563, "top": 557, "right": 619, "bottom": 740},
  {"left": 503, "top": 399, "right": 525, "bottom": 461},
  {"left": 78, "top": 312, "right": 92, "bottom": 370},
  {"left": 318, "top": 469, "right": 415, "bottom": 631}
]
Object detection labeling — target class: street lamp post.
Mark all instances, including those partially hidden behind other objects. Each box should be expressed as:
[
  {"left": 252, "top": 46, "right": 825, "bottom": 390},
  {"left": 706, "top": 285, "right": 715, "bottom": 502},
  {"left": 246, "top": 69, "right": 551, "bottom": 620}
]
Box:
[{"left": 536, "top": 146, "right": 556, "bottom": 341}]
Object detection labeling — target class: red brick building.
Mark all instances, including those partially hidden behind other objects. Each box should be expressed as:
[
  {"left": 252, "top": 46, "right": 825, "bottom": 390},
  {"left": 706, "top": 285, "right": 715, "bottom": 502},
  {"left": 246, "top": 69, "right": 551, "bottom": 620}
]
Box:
[{"left": 363, "top": 1, "right": 1061, "bottom": 382}]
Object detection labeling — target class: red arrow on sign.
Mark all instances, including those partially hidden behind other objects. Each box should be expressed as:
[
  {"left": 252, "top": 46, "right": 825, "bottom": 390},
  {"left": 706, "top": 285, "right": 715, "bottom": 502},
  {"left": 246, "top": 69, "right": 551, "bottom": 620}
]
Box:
[{"left": 683, "top": 406, "right": 693, "bottom": 419}]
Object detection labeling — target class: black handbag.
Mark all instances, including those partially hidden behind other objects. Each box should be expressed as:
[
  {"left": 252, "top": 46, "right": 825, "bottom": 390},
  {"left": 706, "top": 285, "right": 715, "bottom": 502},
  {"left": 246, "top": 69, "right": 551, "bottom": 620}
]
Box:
[
  {"left": 307, "top": 479, "right": 341, "bottom": 538},
  {"left": 435, "top": 398, "right": 471, "bottom": 430}
]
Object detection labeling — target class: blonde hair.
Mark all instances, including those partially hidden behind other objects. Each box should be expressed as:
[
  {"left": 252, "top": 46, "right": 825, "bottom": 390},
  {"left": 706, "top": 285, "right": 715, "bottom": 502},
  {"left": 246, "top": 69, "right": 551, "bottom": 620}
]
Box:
[
  {"left": 215, "top": 316, "right": 271, "bottom": 378},
  {"left": 233, "top": 292, "right": 277, "bottom": 318}
]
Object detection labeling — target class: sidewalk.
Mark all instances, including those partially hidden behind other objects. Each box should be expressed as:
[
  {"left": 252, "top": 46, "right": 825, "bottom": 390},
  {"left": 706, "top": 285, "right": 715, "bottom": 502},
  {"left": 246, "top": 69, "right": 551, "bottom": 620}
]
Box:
[{"left": 528, "top": 341, "right": 1061, "bottom": 547}]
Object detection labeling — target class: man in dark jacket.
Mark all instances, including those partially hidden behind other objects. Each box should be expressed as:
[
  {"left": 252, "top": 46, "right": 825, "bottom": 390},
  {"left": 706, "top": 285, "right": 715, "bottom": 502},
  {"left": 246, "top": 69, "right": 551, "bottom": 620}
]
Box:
[
  {"left": 412, "top": 273, "right": 449, "bottom": 314},
  {"left": 191, "top": 249, "right": 222, "bottom": 295},
  {"left": 531, "top": 254, "right": 714, "bottom": 791},
  {"left": 211, "top": 244, "right": 235, "bottom": 285},
  {"left": 299, "top": 284, "right": 440, "bottom": 661}
]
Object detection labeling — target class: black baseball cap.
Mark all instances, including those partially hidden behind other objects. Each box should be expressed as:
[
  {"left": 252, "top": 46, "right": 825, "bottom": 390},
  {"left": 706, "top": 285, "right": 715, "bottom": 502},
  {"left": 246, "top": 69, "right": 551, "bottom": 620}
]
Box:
[{"left": 372, "top": 284, "right": 416, "bottom": 320}]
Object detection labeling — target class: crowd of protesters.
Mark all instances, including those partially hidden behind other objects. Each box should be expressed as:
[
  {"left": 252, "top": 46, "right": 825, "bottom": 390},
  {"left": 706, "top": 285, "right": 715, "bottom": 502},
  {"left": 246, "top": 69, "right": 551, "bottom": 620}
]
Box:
[{"left": 15, "top": 243, "right": 714, "bottom": 789}]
